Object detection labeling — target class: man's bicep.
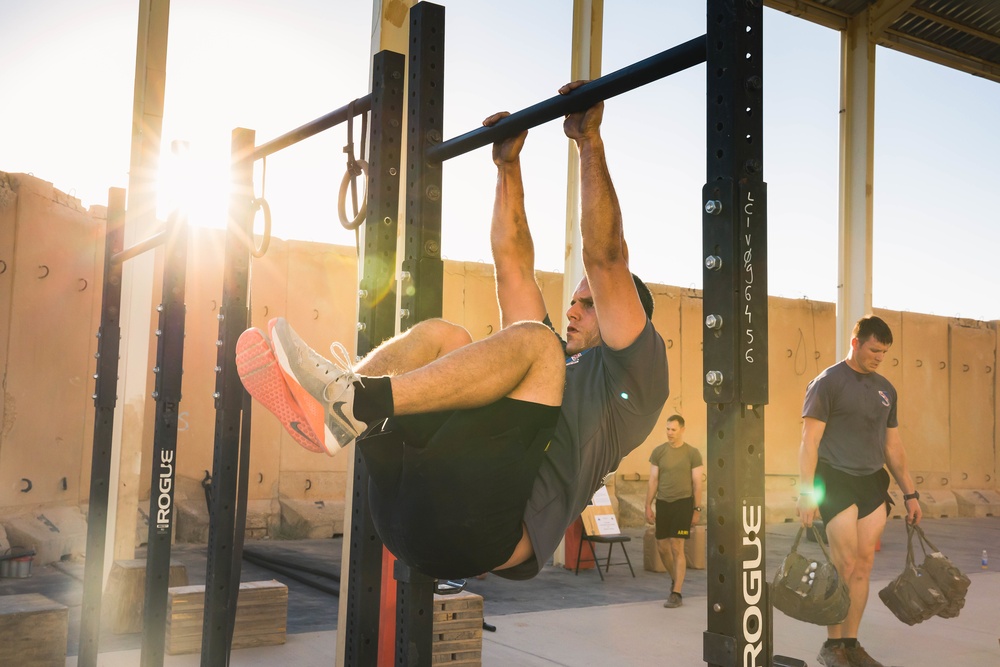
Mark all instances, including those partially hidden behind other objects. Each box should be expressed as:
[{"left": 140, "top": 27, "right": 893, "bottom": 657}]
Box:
[
  {"left": 801, "top": 417, "right": 826, "bottom": 446},
  {"left": 884, "top": 427, "right": 903, "bottom": 455},
  {"left": 802, "top": 417, "right": 826, "bottom": 447},
  {"left": 588, "top": 263, "right": 648, "bottom": 351}
]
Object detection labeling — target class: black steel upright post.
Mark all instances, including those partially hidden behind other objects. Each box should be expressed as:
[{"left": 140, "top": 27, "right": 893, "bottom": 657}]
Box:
[
  {"left": 342, "top": 49, "right": 405, "bottom": 666},
  {"left": 201, "top": 128, "right": 256, "bottom": 666},
  {"left": 703, "top": 1, "right": 770, "bottom": 666},
  {"left": 78, "top": 187, "right": 128, "bottom": 667},
  {"left": 392, "top": 3, "right": 447, "bottom": 665},
  {"left": 140, "top": 211, "right": 189, "bottom": 667}
]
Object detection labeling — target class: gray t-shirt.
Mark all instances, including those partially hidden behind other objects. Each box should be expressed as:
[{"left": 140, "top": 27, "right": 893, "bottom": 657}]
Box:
[
  {"left": 497, "top": 318, "right": 668, "bottom": 580},
  {"left": 649, "top": 442, "right": 703, "bottom": 502},
  {"left": 802, "top": 360, "right": 898, "bottom": 475}
]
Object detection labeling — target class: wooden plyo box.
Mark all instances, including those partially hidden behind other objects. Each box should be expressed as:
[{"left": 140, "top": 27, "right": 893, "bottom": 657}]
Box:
[
  {"left": 0, "top": 593, "right": 68, "bottom": 667},
  {"left": 103, "top": 558, "right": 189, "bottom": 634},
  {"left": 432, "top": 590, "right": 483, "bottom": 666},
  {"left": 165, "top": 580, "right": 288, "bottom": 655}
]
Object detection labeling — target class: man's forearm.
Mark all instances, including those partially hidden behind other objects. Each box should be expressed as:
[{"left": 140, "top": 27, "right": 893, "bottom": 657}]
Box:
[
  {"left": 577, "top": 137, "right": 626, "bottom": 269},
  {"left": 646, "top": 479, "right": 657, "bottom": 509},
  {"left": 799, "top": 441, "right": 819, "bottom": 490},
  {"left": 491, "top": 162, "right": 532, "bottom": 270},
  {"left": 885, "top": 443, "right": 915, "bottom": 494}
]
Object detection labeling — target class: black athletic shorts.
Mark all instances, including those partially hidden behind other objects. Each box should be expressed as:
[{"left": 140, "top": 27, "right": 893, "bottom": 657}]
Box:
[
  {"left": 356, "top": 397, "right": 559, "bottom": 580},
  {"left": 814, "top": 460, "right": 893, "bottom": 524},
  {"left": 655, "top": 497, "right": 694, "bottom": 540}
]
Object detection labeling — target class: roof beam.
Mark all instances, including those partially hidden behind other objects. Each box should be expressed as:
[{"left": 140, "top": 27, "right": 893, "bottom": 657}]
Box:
[
  {"left": 881, "top": 28, "right": 1000, "bottom": 84},
  {"left": 906, "top": 6, "right": 1000, "bottom": 49},
  {"left": 764, "top": 0, "right": 848, "bottom": 31},
  {"left": 870, "top": 0, "right": 917, "bottom": 38}
]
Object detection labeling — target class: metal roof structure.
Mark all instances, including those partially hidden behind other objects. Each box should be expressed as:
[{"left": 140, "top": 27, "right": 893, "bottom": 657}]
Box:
[{"left": 766, "top": 0, "right": 1000, "bottom": 83}]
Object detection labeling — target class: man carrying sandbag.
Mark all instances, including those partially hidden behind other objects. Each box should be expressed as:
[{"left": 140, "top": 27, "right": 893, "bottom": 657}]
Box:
[{"left": 798, "top": 315, "right": 923, "bottom": 667}]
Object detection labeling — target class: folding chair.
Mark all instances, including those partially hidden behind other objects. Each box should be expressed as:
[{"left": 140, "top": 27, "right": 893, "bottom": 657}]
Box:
[
  {"left": 575, "top": 531, "right": 635, "bottom": 580},
  {"left": 574, "top": 498, "right": 635, "bottom": 580}
]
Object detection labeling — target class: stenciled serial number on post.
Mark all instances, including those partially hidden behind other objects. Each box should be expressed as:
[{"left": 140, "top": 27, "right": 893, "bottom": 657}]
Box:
[{"left": 742, "top": 191, "right": 757, "bottom": 364}]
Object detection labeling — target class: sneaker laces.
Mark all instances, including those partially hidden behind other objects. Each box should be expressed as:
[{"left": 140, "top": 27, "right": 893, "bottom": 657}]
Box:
[{"left": 321, "top": 341, "right": 364, "bottom": 402}]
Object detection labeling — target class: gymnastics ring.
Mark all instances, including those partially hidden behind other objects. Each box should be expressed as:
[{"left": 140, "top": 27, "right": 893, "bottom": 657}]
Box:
[
  {"left": 338, "top": 159, "right": 368, "bottom": 230},
  {"left": 250, "top": 197, "right": 271, "bottom": 258}
]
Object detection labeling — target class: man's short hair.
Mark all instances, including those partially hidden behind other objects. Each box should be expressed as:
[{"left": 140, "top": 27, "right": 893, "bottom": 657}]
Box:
[
  {"left": 632, "top": 273, "right": 654, "bottom": 320},
  {"left": 666, "top": 414, "right": 685, "bottom": 427},
  {"left": 853, "top": 315, "right": 893, "bottom": 346}
]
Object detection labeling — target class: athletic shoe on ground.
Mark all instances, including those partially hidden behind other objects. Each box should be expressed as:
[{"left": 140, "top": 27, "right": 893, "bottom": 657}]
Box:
[
  {"left": 235, "top": 327, "right": 328, "bottom": 454},
  {"left": 844, "top": 645, "right": 885, "bottom": 667},
  {"left": 663, "top": 592, "right": 682, "bottom": 608},
  {"left": 268, "top": 317, "right": 367, "bottom": 452},
  {"left": 817, "top": 643, "right": 851, "bottom": 667}
]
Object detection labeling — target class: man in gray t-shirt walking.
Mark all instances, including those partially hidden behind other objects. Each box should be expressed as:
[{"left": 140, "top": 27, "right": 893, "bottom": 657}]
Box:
[{"left": 798, "top": 315, "right": 922, "bottom": 667}]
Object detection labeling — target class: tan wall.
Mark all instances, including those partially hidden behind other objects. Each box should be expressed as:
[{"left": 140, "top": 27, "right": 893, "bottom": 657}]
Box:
[
  {"left": 1, "top": 172, "right": 997, "bottom": 521},
  {"left": 0, "top": 174, "right": 104, "bottom": 510}
]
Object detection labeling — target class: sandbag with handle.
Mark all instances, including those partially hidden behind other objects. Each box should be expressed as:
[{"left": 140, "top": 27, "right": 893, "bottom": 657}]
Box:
[
  {"left": 771, "top": 525, "right": 850, "bottom": 625},
  {"left": 878, "top": 522, "right": 949, "bottom": 625},
  {"left": 909, "top": 522, "right": 971, "bottom": 619}
]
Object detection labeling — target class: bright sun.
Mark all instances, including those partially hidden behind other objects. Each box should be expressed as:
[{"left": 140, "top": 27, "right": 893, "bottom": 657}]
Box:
[{"left": 155, "top": 140, "right": 232, "bottom": 231}]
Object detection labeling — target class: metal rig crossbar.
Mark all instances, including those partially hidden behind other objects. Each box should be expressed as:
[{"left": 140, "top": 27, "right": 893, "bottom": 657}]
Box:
[{"left": 426, "top": 35, "right": 707, "bottom": 163}]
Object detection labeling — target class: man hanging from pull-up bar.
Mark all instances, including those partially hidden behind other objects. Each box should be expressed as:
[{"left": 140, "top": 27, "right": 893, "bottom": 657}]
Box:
[{"left": 236, "top": 81, "right": 669, "bottom": 580}]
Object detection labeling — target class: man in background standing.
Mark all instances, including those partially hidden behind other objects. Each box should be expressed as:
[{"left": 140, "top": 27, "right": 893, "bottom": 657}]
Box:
[{"left": 645, "top": 414, "right": 703, "bottom": 608}]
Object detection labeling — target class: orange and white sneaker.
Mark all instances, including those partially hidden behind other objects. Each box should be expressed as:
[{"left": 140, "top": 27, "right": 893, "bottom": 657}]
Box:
[
  {"left": 267, "top": 318, "right": 366, "bottom": 453},
  {"left": 235, "top": 327, "right": 328, "bottom": 454}
]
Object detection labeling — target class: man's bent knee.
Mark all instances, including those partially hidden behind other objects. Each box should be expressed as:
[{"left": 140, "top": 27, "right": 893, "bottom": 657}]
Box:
[
  {"left": 412, "top": 318, "right": 473, "bottom": 355},
  {"left": 501, "top": 321, "right": 565, "bottom": 405},
  {"left": 503, "top": 320, "right": 565, "bottom": 364}
]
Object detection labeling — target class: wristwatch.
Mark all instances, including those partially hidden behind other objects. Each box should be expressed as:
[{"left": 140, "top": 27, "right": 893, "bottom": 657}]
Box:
[
  {"left": 903, "top": 491, "right": 920, "bottom": 502},
  {"left": 693, "top": 506, "right": 702, "bottom": 512}
]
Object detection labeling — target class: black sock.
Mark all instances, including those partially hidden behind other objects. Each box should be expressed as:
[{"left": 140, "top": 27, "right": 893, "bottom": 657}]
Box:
[
  {"left": 841, "top": 638, "right": 857, "bottom": 648},
  {"left": 823, "top": 639, "right": 844, "bottom": 649},
  {"left": 352, "top": 376, "right": 393, "bottom": 425}
]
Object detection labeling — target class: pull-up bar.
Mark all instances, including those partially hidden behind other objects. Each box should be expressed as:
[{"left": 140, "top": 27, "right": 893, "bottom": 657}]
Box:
[
  {"left": 426, "top": 35, "right": 707, "bottom": 163},
  {"left": 252, "top": 95, "right": 372, "bottom": 161},
  {"left": 111, "top": 228, "right": 168, "bottom": 265}
]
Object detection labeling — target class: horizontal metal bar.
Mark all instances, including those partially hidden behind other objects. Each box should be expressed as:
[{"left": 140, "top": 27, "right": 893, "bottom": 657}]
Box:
[
  {"left": 427, "top": 35, "right": 707, "bottom": 163},
  {"left": 111, "top": 229, "right": 167, "bottom": 265},
  {"left": 252, "top": 95, "right": 373, "bottom": 161}
]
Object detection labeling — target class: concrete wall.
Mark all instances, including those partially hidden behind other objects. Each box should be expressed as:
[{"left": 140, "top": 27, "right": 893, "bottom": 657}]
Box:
[{"left": 1, "top": 172, "right": 997, "bottom": 536}]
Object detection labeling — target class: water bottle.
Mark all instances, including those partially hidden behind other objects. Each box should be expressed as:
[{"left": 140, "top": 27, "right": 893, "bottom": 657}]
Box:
[{"left": 982, "top": 549, "right": 988, "bottom": 570}]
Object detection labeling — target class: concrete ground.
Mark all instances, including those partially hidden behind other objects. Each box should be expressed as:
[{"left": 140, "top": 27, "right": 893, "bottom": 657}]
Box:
[{"left": 2, "top": 517, "right": 997, "bottom": 666}]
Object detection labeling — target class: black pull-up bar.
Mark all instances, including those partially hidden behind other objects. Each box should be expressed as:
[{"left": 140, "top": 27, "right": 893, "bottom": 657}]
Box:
[
  {"left": 426, "top": 34, "right": 707, "bottom": 164},
  {"left": 252, "top": 95, "right": 373, "bottom": 161},
  {"left": 111, "top": 228, "right": 168, "bottom": 265}
]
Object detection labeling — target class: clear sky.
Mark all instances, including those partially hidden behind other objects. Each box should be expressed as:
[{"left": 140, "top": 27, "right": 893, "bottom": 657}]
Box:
[{"left": 2, "top": 1, "right": 998, "bottom": 321}]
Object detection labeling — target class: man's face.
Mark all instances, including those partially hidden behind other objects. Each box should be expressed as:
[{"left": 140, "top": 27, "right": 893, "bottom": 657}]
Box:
[
  {"left": 665, "top": 420, "right": 684, "bottom": 445},
  {"left": 852, "top": 335, "right": 890, "bottom": 373},
  {"left": 565, "top": 278, "right": 601, "bottom": 355}
]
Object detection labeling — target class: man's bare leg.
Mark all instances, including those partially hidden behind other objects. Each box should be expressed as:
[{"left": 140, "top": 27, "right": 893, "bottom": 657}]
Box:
[
  {"left": 655, "top": 538, "right": 673, "bottom": 577},
  {"left": 825, "top": 504, "right": 887, "bottom": 640},
  {"left": 356, "top": 318, "right": 473, "bottom": 376},
  {"left": 669, "top": 537, "right": 687, "bottom": 593},
  {"left": 385, "top": 320, "right": 566, "bottom": 413}
]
